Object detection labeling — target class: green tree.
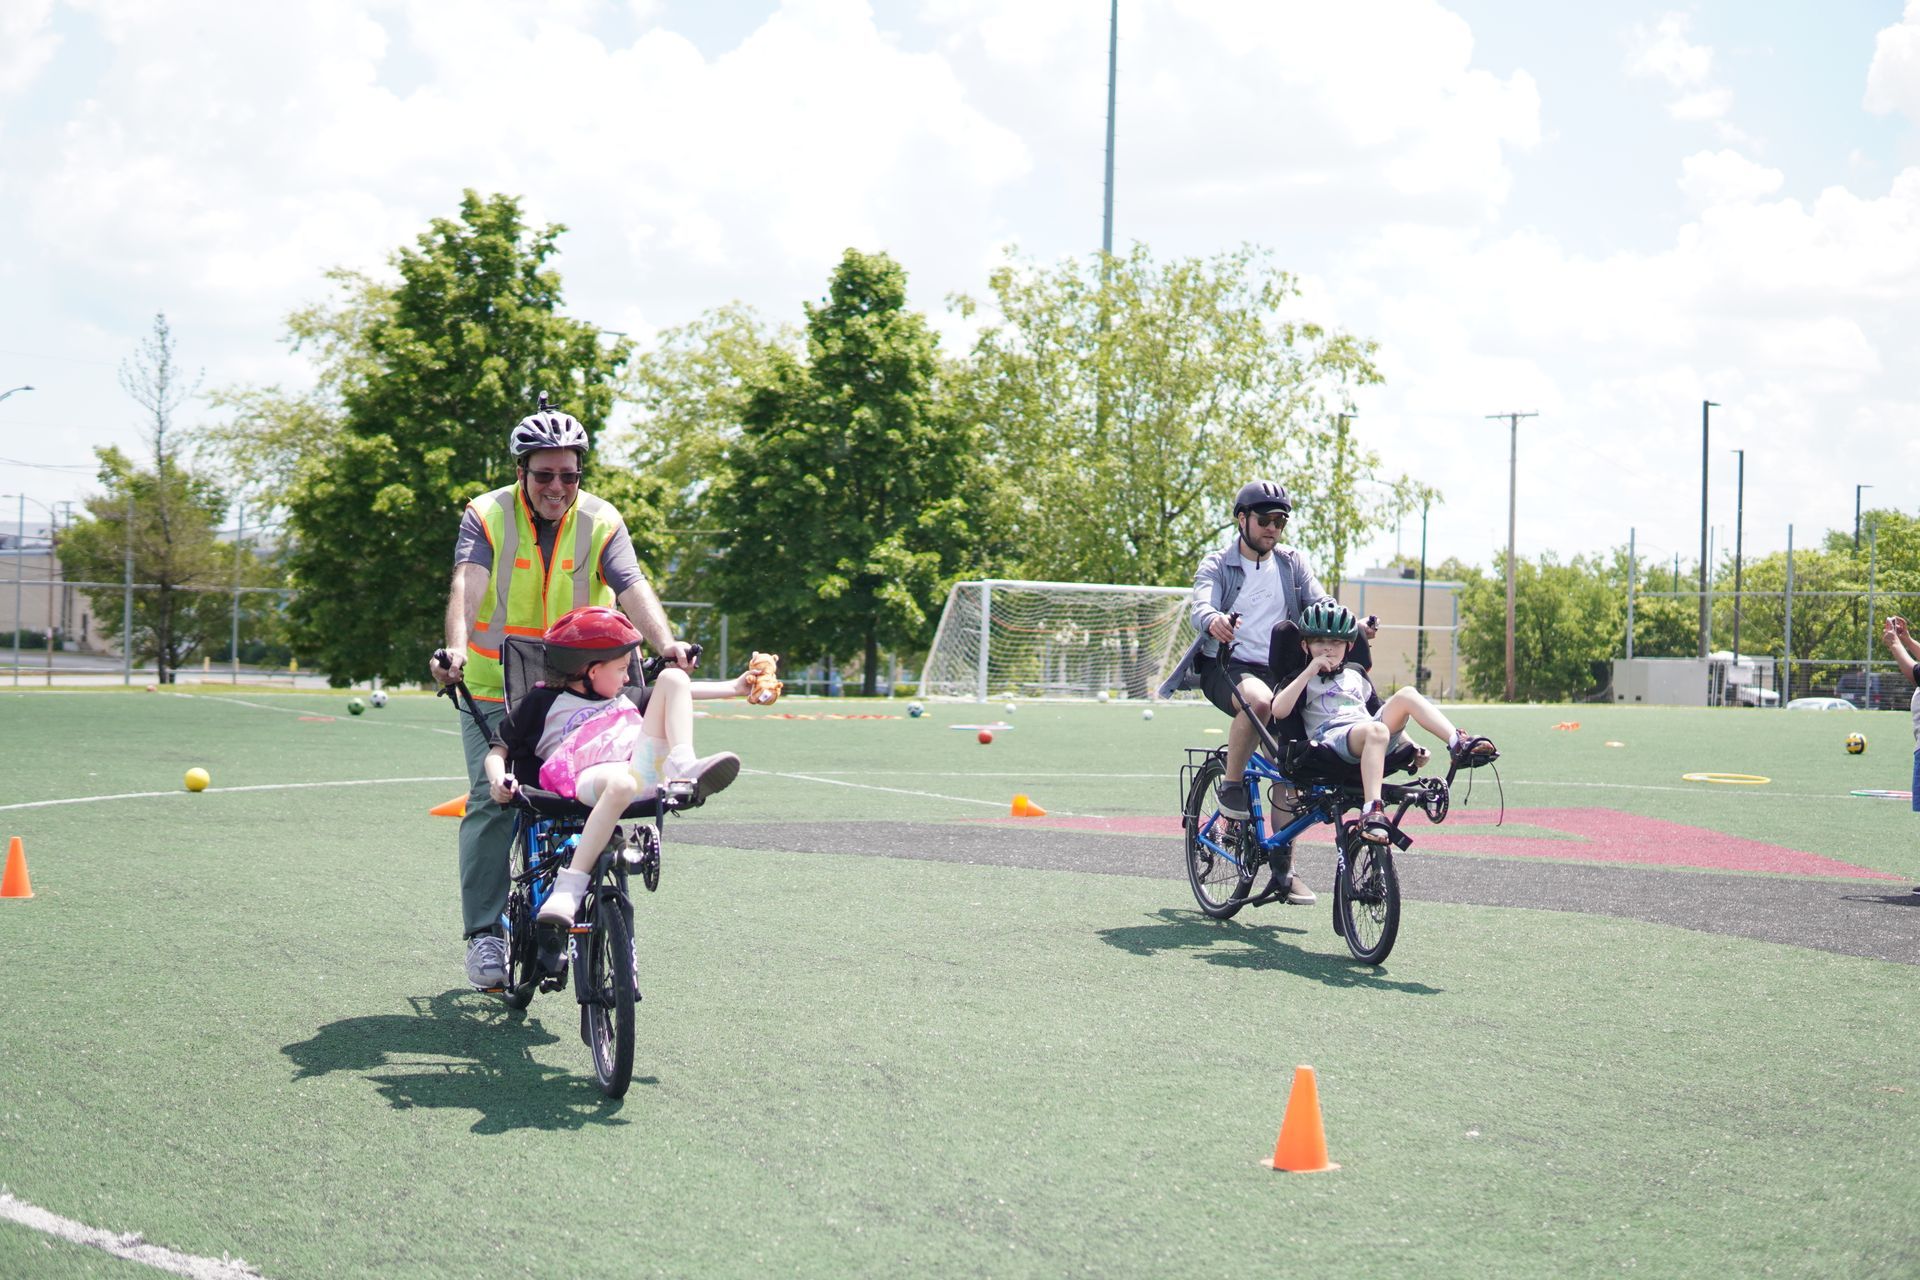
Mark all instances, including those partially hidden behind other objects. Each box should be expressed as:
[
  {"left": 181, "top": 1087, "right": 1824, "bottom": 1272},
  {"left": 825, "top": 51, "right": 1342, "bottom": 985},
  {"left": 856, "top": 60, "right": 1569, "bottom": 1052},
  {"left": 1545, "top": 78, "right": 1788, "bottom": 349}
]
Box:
[
  {"left": 267, "top": 191, "right": 638, "bottom": 685},
  {"left": 1458, "top": 552, "right": 1622, "bottom": 701},
  {"left": 706, "top": 249, "right": 980, "bottom": 694},
  {"left": 959, "top": 243, "right": 1392, "bottom": 588},
  {"left": 609, "top": 303, "right": 795, "bottom": 599}
]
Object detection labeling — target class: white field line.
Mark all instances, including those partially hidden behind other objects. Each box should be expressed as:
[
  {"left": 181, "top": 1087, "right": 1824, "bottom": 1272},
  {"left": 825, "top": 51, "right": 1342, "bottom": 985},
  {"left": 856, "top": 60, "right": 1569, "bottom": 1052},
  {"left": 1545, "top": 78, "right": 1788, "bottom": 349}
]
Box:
[
  {"left": 746, "top": 768, "right": 1085, "bottom": 816},
  {"left": 0, "top": 776, "right": 464, "bottom": 813},
  {"left": 183, "top": 692, "right": 461, "bottom": 737},
  {"left": 0, "top": 1191, "right": 267, "bottom": 1279}
]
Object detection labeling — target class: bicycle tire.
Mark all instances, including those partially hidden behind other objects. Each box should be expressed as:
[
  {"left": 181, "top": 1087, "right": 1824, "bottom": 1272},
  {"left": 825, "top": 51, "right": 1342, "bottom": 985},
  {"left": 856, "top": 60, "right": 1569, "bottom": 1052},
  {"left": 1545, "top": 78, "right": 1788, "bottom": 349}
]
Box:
[
  {"left": 1334, "top": 831, "right": 1401, "bottom": 965},
  {"left": 500, "top": 889, "right": 537, "bottom": 1010},
  {"left": 582, "top": 886, "right": 637, "bottom": 1099},
  {"left": 1183, "top": 754, "right": 1255, "bottom": 919}
]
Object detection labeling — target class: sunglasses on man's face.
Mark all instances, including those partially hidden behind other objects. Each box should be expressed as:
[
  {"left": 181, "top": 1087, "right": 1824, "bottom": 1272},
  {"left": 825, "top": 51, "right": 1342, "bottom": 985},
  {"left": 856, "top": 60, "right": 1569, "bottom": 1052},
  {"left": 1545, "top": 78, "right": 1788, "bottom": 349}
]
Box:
[
  {"left": 1250, "top": 511, "right": 1288, "bottom": 529},
  {"left": 525, "top": 468, "right": 583, "bottom": 487}
]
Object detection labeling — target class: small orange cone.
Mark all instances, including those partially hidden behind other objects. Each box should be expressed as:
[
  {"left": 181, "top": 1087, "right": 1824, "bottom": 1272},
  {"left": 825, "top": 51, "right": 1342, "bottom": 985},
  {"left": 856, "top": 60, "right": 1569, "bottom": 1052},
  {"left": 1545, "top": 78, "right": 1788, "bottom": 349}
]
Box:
[
  {"left": 2, "top": 836, "right": 33, "bottom": 900},
  {"left": 1263, "top": 1065, "right": 1338, "bottom": 1172},
  {"left": 429, "top": 795, "right": 468, "bottom": 818},
  {"left": 1011, "top": 794, "right": 1047, "bottom": 818}
]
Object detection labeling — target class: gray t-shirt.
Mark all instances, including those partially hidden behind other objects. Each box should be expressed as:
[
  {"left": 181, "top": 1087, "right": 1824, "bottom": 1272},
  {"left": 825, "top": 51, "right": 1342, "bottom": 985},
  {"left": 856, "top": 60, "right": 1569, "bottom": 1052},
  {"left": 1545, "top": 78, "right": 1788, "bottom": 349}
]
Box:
[{"left": 454, "top": 499, "right": 643, "bottom": 596}]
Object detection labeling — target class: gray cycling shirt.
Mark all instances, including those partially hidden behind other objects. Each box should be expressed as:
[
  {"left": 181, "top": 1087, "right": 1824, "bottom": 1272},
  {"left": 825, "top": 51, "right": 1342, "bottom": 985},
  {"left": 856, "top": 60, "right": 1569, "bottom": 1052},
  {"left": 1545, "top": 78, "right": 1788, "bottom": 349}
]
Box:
[{"left": 453, "top": 500, "right": 643, "bottom": 596}]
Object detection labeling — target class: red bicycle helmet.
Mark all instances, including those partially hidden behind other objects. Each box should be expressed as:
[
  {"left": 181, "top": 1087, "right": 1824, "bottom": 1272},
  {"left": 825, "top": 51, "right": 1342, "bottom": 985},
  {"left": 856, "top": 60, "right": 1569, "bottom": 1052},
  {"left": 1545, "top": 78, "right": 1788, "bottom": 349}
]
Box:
[{"left": 544, "top": 606, "right": 642, "bottom": 676}]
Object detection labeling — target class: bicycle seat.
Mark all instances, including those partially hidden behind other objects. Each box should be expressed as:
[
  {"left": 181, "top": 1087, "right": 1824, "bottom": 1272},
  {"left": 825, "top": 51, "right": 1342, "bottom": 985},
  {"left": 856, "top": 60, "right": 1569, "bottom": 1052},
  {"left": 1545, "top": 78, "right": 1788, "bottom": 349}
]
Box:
[
  {"left": 1277, "top": 739, "right": 1422, "bottom": 790},
  {"left": 512, "top": 781, "right": 695, "bottom": 820}
]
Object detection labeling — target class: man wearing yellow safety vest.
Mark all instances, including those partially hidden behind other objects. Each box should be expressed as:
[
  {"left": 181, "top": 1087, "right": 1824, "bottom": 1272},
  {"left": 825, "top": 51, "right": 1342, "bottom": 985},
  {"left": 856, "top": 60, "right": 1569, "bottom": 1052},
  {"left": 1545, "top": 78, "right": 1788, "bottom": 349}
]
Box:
[{"left": 429, "top": 402, "right": 695, "bottom": 990}]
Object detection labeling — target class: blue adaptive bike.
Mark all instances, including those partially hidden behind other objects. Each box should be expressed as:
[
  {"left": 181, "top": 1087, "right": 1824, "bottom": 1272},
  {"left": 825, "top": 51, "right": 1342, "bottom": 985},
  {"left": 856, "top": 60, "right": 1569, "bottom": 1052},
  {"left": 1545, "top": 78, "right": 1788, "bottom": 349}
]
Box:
[{"left": 1179, "top": 696, "right": 1465, "bottom": 965}]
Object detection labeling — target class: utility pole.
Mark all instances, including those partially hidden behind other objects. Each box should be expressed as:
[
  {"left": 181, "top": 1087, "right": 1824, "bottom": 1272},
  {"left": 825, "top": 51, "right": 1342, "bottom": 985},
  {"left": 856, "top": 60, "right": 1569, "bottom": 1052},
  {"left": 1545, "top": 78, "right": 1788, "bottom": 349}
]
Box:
[
  {"left": 1855, "top": 484, "right": 1873, "bottom": 551},
  {"left": 1731, "top": 449, "right": 1744, "bottom": 663},
  {"left": 1486, "top": 412, "right": 1537, "bottom": 702},
  {"left": 1698, "top": 400, "right": 1718, "bottom": 658},
  {"left": 1415, "top": 492, "right": 1431, "bottom": 694},
  {"left": 1626, "top": 528, "right": 1636, "bottom": 660},
  {"left": 1102, "top": 0, "right": 1118, "bottom": 256}
]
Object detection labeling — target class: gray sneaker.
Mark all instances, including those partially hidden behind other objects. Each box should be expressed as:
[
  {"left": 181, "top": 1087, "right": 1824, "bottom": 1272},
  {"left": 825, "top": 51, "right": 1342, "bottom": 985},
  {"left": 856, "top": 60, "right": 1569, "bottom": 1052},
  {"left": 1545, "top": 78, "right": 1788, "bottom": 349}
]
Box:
[
  {"left": 465, "top": 932, "right": 507, "bottom": 989},
  {"left": 1216, "top": 779, "right": 1251, "bottom": 819},
  {"left": 1282, "top": 875, "right": 1318, "bottom": 907},
  {"left": 675, "top": 751, "right": 741, "bottom": 803}
]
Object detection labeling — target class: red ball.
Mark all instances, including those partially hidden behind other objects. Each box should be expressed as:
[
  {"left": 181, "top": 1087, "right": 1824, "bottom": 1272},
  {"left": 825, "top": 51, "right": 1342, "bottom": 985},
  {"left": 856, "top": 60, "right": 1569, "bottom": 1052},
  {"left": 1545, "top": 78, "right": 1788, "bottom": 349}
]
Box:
[{"left": 977, "top": 729, "right": 993, "bottom": 744}]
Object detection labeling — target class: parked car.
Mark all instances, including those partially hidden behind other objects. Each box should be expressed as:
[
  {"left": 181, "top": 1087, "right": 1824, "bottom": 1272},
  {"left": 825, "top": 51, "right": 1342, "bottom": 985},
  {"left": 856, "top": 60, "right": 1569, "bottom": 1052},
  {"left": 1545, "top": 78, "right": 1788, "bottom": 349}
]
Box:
[
  {"left": 1834, "top": 671, "right": 1908, "bottom": 710},
  {"left": 1786, "top": 696, "right": 1857, "bottom": 711},
  {"left": 1732, "top": 684, "right": 1779, "bottom": 707}
]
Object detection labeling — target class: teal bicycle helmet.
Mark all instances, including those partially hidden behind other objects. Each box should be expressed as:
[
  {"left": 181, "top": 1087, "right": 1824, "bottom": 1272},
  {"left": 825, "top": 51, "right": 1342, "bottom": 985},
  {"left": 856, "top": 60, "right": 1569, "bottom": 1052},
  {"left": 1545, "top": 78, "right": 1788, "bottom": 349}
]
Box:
[{"left": 1299, "top": 601, "right": 1359, "bottom": 640}]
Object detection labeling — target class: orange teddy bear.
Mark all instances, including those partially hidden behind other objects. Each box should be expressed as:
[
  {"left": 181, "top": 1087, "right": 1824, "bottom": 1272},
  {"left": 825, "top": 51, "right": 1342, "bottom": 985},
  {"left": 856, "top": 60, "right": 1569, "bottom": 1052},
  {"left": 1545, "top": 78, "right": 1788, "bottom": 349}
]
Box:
[{"left": 746, "top": 652, "right": 783, "bottom": 706}]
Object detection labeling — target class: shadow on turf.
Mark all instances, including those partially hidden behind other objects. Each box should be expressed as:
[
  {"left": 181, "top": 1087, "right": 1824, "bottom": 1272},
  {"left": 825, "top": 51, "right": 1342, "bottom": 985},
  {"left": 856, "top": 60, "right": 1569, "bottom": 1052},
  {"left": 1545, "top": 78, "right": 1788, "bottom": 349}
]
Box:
[
  {"left": 1095, "top": 908, "right": 1445, "bottom": 993},
  {"left": 281, "top": 990, "right": 650, "bottom": 1133}
]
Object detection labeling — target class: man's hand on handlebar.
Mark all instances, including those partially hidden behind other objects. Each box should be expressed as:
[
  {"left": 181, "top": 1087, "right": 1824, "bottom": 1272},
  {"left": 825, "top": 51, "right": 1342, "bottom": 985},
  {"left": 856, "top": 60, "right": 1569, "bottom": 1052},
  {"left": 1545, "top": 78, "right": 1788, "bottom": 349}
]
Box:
[
  {"left": 1206, "top": 612, "right": 1238, "bottom": 645},
  {"left": 661, "top": 640, "right": 699, "bottom": 671},
  {"left": 1361, "top": 614, "right": 1380, "bottom": 640},
  {"left": 430, "top": 648, "right": 465, "bottom": 687},
  {"left": 489, "top": 773, "right": 520, "bottom": 806}
]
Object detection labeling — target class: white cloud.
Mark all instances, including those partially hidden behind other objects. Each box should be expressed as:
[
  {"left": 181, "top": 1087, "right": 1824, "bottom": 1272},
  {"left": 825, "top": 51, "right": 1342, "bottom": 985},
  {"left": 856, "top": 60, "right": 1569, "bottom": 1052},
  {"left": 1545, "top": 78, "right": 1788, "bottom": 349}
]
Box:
[
  {"left": 1865, "top": 0, "right": 1920, "bottom": 120},
  {"left": 1627, "top": 13, "right": 1714, "bottom": 88},
  {"left": 1679, "top": 149, "right": 1783, "bottom": 209},
  {"left": 0, "top": 0, "right": 59, "bottom": 97}
]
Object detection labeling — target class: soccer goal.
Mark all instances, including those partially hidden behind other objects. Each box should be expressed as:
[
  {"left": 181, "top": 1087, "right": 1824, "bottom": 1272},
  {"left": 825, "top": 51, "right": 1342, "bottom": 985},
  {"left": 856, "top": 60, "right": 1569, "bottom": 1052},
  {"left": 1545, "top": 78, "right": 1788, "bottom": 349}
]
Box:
[{"left": 920, "top": 579, "right": 1194, "bottom": 701}]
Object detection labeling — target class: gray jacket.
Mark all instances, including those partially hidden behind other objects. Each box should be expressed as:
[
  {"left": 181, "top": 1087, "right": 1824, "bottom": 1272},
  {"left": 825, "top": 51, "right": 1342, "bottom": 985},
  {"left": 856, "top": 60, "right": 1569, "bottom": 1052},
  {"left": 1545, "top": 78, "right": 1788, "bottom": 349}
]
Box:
[{"left": 1156, "top": 531, "right": 1331, "bottom": 698}]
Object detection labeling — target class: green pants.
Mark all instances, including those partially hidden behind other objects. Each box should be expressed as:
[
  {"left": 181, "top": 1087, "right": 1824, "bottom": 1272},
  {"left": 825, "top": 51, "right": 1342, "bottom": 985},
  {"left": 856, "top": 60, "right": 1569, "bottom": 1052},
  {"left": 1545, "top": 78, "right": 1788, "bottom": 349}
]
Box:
[{"left": 456, "top": 699, "right": 513, "bottom": 937}]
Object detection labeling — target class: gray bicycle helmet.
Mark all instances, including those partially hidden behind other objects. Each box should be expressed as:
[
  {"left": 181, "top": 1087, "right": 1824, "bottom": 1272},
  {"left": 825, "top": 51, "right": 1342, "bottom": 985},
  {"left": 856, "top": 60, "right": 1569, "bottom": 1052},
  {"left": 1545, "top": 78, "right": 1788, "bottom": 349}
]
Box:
[
  {"left": 1233, "top": 479, "right": 1291, "bottom": 516},
  {"left": 509, "top": 392, "right": 590, "bottom": 460},
  {"left": 1299, "top": 601, "right": 1359, "bottom": 640}
]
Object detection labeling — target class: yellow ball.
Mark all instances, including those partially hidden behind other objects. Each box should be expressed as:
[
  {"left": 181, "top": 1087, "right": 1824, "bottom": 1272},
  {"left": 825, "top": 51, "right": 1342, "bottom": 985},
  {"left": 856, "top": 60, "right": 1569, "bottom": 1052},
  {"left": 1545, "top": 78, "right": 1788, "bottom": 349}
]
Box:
[
  {"left": 1845, "top": 732, "right": 1867, "bottom": 755},
  {"left": 184, "top": 767, "right": 210, "bottom": 792}
]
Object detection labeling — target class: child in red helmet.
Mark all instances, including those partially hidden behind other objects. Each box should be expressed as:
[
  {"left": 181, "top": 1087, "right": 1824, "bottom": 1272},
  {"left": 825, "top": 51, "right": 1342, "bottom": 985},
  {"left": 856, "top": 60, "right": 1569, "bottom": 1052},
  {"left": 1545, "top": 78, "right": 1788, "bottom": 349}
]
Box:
[{"left": 482, "top": 606, "right": 750, "bottom": 930}]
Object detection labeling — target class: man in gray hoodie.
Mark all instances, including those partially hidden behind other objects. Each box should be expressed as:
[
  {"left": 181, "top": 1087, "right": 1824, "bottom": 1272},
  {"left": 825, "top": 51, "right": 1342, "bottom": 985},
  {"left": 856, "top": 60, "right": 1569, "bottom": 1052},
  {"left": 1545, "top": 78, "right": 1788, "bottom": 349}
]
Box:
[{"left": 1160, "top": 479, "right": 1376, "bottom": 905}]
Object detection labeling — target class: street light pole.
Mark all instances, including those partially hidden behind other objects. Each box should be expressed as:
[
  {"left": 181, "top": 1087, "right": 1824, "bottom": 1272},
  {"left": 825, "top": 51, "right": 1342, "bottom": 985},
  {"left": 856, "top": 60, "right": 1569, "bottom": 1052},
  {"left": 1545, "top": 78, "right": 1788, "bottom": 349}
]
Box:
[
  {"left": 1855, "top": 484, "right": 1873, "bottom": 551},
  {"left": 1415, "top": 491, "right": 1430, "bottom": 694},
  {"left": 1698, "top": 400, "right": 1718, "bottom": 658},
  {"left": 1486, "top": 411, "right": 1537, "bottom": 701},
  {"left": 1731, "top": 448, "right": 1744, "bottom": 664},
  {"left": 0, "top": 385, "right": 32, "bottom": 406}
]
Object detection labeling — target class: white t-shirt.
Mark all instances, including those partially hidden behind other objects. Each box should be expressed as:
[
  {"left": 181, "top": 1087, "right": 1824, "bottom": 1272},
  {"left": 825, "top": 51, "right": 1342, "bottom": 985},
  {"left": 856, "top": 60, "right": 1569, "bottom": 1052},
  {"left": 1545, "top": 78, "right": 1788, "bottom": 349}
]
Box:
[
  {"left": 1301, "top": 667, "right": 1373, "bottom": 743},
  {"left": 1229, "top": 552, "right": 1287, "bottom": 665}
]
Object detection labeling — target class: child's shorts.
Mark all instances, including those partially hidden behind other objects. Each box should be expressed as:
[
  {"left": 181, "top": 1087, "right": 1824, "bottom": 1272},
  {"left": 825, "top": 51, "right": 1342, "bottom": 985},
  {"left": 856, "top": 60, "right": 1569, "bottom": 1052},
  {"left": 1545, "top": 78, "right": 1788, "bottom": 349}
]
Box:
[
  {"left": 573, "top": 749, "right": 663, "bottom": 806},
  {"left": 1312, "top": 714, "right": 1412, "bottom": 765}
]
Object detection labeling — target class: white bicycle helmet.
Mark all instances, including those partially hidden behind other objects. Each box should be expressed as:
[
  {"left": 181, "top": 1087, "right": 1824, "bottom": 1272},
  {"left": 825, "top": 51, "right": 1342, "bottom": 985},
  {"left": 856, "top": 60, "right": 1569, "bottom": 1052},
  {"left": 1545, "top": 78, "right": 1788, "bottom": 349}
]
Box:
[{"left": 509, "top": 392, "right": 590, "bottom": 460}]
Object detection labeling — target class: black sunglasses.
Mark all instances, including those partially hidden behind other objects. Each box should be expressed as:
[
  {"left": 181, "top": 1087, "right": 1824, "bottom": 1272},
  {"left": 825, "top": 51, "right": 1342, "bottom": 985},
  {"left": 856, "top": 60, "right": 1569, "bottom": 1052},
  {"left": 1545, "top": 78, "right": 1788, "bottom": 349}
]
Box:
[
  {"left": 1249, "top": 510, "right": 1289, "bottom": 529},
  {"left": 524, "top": 468, "right": 583, "bottom": 487}
]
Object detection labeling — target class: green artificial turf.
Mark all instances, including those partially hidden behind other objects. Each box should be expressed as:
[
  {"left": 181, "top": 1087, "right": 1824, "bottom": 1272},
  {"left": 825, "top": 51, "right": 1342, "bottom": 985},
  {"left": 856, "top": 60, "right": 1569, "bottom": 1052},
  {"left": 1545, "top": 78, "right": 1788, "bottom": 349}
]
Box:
[{"left": 1, "top": 690, "right": 1916, "bottom": 1278}]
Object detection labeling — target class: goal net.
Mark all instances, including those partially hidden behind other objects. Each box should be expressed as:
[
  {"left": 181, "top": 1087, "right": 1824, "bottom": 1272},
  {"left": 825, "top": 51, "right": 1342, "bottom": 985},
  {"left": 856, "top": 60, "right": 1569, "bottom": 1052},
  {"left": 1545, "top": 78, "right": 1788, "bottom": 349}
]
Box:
[{"left": 920, "top": 579, "right": 1194, "bottom": 701}]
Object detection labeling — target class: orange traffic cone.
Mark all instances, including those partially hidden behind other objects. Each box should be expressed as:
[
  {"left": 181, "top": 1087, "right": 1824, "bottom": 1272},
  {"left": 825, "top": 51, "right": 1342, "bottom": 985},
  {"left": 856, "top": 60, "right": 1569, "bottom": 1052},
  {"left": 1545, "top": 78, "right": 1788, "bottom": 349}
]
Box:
[
  {"left": 1263, "top": 1065, "right": 1338, "bottom": 1172},
  {"left": 2, "top": 836, "right": 33, "bottom": 900},
  {"left": 1011, "top": 794, "right": 1048, "bottom": 818},
  {"left": 429, "top": 795, "right": 468, "bottom": 818}
]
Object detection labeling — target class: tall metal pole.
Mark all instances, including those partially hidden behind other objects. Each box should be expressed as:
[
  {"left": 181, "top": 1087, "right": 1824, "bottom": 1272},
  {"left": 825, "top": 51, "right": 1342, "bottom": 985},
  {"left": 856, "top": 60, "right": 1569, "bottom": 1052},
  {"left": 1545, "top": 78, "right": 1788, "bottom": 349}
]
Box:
[
  {"left": 1486, "top": 412, "right": 1537, "bottom": 701},
  {"left": 1698, "top": 400, "right": 1718, "bottom": 658},
  {"left": 1102, "top": 0, "right": 1118, "bottom": 256},
  {"left": 12, "top": 494, "right": 22, "bottom": 687},
  {"left": 1783, "top": 524, "right": 1795, "bottom": 703},
  {"left": 45, "top": 504, "right": 56, "bottom": 686},
  {"left": 123, "top": 492, "right": 134, "bottom": 686},
  {"left": 1855, "top": 484, "right": 1872, "bottom": 551},
  {"left": 231, "top": 500, "right": 243, "bottom": 684},
  {"left": 1415, "top": 493, "right": 1430, "bottom": 693},
  {"left": 1867, "top": 521, "right": 1878, "bottom": 697},
  {"left": 1731, "top": 448, "right": 1744, "bottom": 663},
  {"left": 1626, "top": 528, "right": 1636, "bottom": 660}
]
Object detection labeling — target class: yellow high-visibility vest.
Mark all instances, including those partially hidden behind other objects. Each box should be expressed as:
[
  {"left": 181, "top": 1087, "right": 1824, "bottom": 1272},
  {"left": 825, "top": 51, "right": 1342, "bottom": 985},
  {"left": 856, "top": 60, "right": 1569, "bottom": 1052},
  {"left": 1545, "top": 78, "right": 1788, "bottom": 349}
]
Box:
[{"left": 464, "top": 484, "right": 622, "bottom": 701}]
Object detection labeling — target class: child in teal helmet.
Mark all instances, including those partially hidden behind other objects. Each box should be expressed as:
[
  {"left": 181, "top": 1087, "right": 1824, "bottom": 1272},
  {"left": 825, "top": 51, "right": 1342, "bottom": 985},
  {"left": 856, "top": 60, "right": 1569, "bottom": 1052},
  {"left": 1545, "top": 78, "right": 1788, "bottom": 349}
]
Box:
[{"left": 1272, "top": 601, "right": 1497, "bottom": 842}]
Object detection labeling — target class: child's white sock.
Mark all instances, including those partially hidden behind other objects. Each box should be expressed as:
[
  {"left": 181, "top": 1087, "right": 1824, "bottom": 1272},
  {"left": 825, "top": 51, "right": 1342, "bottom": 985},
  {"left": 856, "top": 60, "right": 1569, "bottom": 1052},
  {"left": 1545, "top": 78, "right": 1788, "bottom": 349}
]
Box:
[{"left": 663, "top": 744, "right": 699, "bottom": 778}]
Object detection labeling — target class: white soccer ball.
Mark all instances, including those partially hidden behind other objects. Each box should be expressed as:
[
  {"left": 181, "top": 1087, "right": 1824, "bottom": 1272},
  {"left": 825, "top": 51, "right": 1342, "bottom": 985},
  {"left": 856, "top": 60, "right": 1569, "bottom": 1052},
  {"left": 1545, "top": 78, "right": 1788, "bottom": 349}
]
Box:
[
  {"left": 1004, "top": 702, "right": 1016, "bottom": 714},
  {"left": 907, "top": 701, "right": 925, "bottom": 718},
  {"left": 369, "top": 689, "right": 388, "bottom": 708},
  {"left": 1096, "top": 690, "right": 1110, "bottom": 703},
  {"left": 1142, "top": 708, "right": 1154, "bottom": 721}
]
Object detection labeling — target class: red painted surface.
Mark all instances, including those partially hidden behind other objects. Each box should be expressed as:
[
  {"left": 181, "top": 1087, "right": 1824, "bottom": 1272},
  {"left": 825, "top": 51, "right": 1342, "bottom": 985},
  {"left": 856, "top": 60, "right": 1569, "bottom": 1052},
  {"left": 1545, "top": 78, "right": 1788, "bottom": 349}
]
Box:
[{"left": 978, "top": 808, "right": 1902, "bottom": 880}]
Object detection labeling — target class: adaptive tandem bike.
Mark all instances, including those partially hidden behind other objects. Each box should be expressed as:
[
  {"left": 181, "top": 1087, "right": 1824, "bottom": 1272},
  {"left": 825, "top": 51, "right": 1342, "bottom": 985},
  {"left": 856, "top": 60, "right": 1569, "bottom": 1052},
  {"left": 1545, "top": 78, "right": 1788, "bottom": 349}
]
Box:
[
  {"left": 1179, "top": 696, "right": 1494, "bottom": 965},
  {"left": 438, "top": 638, "right": 708, "bottom": 1100}
]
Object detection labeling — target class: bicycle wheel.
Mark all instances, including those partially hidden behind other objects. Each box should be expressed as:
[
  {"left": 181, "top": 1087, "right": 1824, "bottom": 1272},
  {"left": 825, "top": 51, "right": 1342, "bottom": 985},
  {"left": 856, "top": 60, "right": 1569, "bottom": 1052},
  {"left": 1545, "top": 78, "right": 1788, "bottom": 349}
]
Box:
[
  {"left": 500, "top": 888, "right": 537, "bottom": 1010},
  {"left": 1334, "top": 832, "right": 1401, "bottom": 965},
  {"left": 582, "top": 886, "right": 637, "bottom": 1099},
  {"left": 1184, "top": 754, "right": 1256, "bottom": 919}
]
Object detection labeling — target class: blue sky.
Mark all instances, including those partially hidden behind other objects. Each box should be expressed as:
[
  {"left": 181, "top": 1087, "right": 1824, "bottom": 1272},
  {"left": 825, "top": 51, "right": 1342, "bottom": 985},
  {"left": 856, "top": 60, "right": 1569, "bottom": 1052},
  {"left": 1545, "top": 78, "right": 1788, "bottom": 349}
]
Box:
[{"left": 3, "top": 0, "right": 1918, "bottom": 580}]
